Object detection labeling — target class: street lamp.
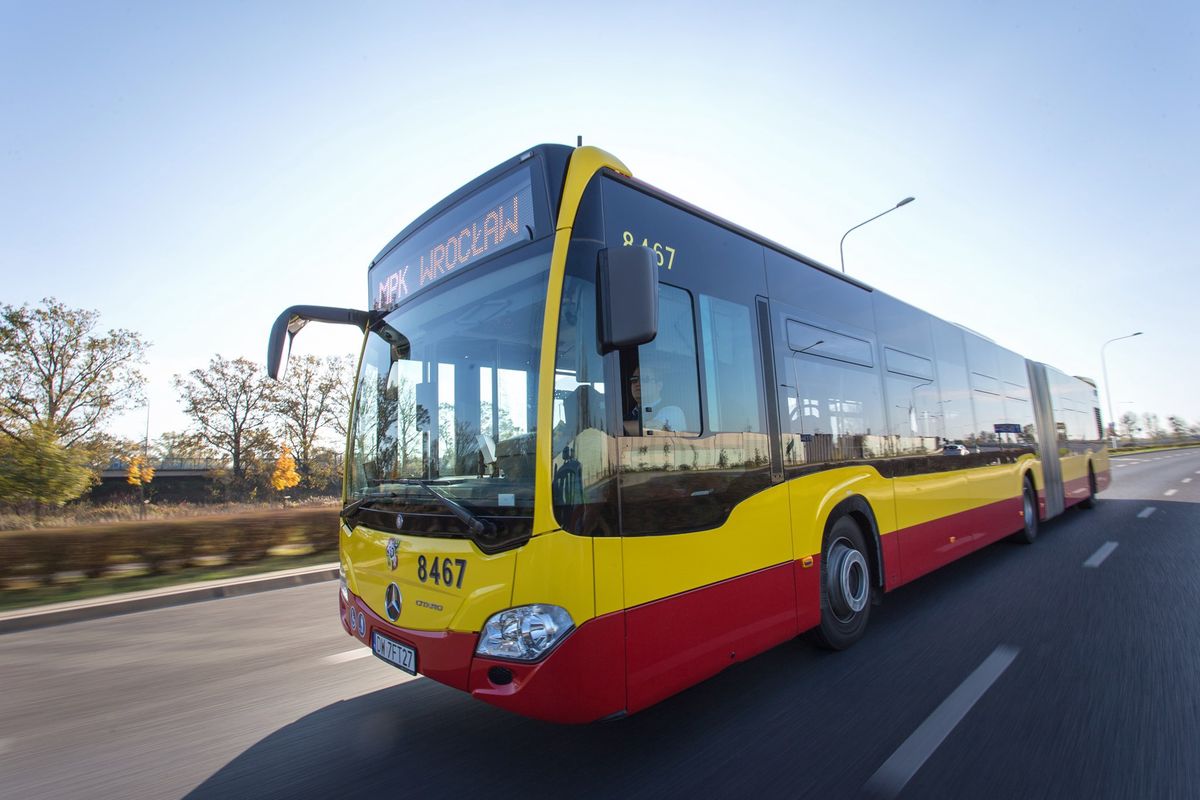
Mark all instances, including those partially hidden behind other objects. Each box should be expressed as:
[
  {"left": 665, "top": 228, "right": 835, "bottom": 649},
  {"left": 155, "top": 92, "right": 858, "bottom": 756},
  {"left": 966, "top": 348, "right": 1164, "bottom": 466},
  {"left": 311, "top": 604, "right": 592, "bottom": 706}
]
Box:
[
  {"left": 1101, "top": 331, "right": 1143, "bottom": 446},
  {"left": 840, "top": 197, "right": 915, "bottom": 273}
]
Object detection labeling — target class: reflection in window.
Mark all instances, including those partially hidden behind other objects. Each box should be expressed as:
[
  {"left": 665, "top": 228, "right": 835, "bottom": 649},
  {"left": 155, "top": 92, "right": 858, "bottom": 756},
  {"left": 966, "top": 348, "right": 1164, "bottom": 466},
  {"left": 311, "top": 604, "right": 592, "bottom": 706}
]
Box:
[
  {"left": 785, "top": 356, "right": 886, "bottom": 466},
  {"left": 551, "top": 257, "right": 617, "bottom": 536},
  {"left": 627, "top": 284, "right": 700, "bottom": 435},
  {"left": 886, "top": 375, "right": 940, "bottom": 455},
  {"left": 700, "top": 294, "right": 762, "bottom": 433},
  {"left": 347, "top": 246, "right": 549, "bottom": 515},
  {"left": 619, "top": 287, "right": 770, "bottom": 535}
]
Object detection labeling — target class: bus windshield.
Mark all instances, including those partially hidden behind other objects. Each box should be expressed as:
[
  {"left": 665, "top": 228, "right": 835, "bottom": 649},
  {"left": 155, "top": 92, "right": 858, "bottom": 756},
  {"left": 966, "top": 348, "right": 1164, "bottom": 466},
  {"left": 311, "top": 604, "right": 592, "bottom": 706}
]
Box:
[{"left": 348, "top": 241, "right": 551, "bottom": 518}]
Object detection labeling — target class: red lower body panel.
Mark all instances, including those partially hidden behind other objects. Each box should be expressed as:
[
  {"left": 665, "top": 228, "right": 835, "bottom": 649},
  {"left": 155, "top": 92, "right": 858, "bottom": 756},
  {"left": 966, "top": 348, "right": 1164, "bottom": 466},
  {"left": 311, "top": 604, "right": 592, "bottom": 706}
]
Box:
[
  {"left": 340, "top": 591, "right": 476, "bottom": 691},
  {"left": 341, "top": 589, "right": 625, "bottom": 723},
  {"left": 892, "top": 495, "right": 1024, "bottom": 587},
  {"left": 1063, "top": 474, "right": 1093, "bottom": 507},
  {"left": 625, "top": 563, "right": 798, "bottom": 715},
  {"left": 469, "top": 611, "right": 626, "bottom": 724}
]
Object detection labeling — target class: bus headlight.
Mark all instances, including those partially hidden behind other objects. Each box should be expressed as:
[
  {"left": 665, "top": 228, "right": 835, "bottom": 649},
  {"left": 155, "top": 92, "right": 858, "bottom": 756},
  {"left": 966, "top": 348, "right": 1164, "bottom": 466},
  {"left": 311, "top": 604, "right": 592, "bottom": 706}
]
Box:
[{"left": 476, "top": 605, "right": 575, "bottom": 661}]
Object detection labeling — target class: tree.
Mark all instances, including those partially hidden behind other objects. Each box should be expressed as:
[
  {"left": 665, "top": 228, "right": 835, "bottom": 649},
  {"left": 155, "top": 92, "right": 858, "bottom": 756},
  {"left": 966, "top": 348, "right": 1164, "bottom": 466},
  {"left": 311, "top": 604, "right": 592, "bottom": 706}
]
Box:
[
  {"left": 126, "top": 453, "right": 156, "bottom": 517},
  {"left": 1142, "top": 412, "right": 1162, "bottom": 440},
  {"left": 153, "top": 431, "right": 217, "bottom": 465},
  {"left": 1167, "top": 415, "right": 1189, "bottom": 438},
  {"left": 0, "top": 298, "right": 147, "bottom": 446},
  {"left": 0, "top": 422, "right": 94, "bottom": 516},
  {"left": 270, "top": 444, "right": 301, "bottom": 494},
  {"left": 173, "top": 356, "right": 277, "bottom": 492},
  {"left": 126, "top": 454, "right": 156, "bottom": 487},
  {"left": 273, "top": 355, "right": 347, "bottom": 489},
  {"left": 328, "top": 355, "right": 359, "bottom": 442},
  {"left": 1119, "top": 412, "right": 1139, "bottom": 440}
]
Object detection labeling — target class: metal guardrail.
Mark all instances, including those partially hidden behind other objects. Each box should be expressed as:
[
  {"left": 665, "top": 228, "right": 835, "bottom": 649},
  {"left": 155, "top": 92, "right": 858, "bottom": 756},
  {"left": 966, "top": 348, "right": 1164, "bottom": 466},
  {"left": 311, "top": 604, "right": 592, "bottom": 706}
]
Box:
[{"left": 105, "top": 458, "right": 224, "bottom": 472}]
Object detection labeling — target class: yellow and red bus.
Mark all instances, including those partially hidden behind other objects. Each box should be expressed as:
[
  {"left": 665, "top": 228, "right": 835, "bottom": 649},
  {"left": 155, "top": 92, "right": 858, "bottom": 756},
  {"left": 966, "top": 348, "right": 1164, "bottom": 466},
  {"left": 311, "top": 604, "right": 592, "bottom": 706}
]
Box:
[{"left": 267, "top": 144, "right": 1108, "bottom": 723}]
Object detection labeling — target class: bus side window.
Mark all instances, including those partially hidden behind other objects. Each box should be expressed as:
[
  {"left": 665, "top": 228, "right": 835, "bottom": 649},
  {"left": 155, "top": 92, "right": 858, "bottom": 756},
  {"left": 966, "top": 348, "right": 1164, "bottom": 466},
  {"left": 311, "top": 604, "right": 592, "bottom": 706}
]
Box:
[{"left": 624, "top": 285, "right": 700, "bottom": 436}]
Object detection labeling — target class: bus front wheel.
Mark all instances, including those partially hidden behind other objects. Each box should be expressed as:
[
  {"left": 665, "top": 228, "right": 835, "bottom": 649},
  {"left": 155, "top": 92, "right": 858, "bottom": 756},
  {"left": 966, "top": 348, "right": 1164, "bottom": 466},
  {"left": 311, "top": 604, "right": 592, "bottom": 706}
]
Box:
[{"left": 813, "top": 515, "right": 872, "bottom": 650}]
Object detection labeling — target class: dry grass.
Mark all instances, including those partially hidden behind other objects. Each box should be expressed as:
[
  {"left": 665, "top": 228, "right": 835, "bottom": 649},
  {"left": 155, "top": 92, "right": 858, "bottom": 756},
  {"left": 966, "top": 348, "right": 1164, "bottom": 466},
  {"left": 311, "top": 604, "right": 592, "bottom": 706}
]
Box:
[{"left": 0, "top": 497, "right": 339, "bottom": 531}]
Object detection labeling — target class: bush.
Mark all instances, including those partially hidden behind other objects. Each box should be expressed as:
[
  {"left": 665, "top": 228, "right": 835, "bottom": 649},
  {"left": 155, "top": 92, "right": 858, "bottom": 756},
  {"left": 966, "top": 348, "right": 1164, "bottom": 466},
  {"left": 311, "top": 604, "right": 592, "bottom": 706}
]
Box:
[{"left": 0, "top": 507, "right": 339, "bottom": 586}]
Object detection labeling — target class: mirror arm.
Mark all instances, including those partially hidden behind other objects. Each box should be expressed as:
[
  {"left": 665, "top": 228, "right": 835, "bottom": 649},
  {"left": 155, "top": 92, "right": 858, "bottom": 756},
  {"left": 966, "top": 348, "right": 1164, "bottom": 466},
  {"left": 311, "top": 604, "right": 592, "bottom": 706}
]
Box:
[{"left": 267, "top": 305, "right": 372, "bottom": 379}]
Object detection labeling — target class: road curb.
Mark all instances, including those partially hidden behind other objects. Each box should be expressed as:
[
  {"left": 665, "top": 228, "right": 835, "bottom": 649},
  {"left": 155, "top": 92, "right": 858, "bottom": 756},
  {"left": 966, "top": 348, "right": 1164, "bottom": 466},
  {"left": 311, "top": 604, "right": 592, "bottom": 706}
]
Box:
[{"left": 0, "top": 562, "right": 339, "bottom": 635}]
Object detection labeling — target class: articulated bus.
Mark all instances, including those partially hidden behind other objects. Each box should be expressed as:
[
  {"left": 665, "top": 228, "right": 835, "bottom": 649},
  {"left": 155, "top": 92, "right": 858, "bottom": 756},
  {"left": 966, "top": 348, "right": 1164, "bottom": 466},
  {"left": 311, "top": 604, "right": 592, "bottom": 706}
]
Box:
[{"left": 267, "top": 144, "right": 1109, "bottom": 723}]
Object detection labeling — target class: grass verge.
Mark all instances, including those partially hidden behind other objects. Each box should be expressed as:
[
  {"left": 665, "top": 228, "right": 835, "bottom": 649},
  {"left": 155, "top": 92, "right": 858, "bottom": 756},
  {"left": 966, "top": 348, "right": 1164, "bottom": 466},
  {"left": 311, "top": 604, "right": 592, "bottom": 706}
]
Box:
[{"left": 0, "top": 551, "right": 337, "bottom": 613}]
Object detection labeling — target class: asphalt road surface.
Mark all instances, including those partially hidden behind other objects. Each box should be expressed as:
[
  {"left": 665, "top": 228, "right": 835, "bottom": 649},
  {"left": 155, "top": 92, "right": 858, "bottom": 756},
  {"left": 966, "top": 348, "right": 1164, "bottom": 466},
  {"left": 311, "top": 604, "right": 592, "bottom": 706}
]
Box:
[{"left": 3, "top": 450, "right": 1199, "bottom": 799}]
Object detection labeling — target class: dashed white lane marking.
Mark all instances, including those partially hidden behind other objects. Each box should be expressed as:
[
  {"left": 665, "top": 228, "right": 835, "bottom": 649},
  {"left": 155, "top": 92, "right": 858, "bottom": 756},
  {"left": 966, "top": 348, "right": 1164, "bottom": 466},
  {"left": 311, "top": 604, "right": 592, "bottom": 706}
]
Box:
[
  {"left": 863, "top": 646, "right": 1019, "bottom": 799},
  {"left": 322, "top": 648, "right": 374, "bottom": 664},
  {"left": 1184, "top": 478, "right": 1193, "bottom": 484},
  {"left": 1084, "top": 542, "right": 1119, "bottom": 568},
  {"left": 1164, "top": 489, "right": 1179, "bottom": 497},
  {"left": 1138, "top": 507, "right": 1157, "bottom": 519}
]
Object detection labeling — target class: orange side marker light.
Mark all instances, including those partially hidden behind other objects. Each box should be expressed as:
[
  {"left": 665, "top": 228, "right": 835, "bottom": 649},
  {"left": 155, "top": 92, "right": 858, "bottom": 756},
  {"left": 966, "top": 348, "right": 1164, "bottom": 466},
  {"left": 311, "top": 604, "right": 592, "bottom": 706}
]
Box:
[{"left": 802, "top": 556, "right": 814, "bottom": 568}]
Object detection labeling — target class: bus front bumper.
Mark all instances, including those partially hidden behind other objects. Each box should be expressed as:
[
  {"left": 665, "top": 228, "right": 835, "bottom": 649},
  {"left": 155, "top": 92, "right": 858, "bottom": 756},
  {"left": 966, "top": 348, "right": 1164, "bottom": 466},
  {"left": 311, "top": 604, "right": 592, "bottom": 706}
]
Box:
[{"left": 340, "top": 590, "right": 625, "bottom": 724}]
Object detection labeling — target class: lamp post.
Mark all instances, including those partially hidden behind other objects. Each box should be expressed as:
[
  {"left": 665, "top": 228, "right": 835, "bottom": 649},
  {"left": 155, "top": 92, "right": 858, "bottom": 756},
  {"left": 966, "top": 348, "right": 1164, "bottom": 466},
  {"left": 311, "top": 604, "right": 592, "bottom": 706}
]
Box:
[
  {"left": 1101, "top": 331, "right": 1143, "bottom": 446},
  {"left": 840, "top": 197, "right": 915, "bottom": 273}
]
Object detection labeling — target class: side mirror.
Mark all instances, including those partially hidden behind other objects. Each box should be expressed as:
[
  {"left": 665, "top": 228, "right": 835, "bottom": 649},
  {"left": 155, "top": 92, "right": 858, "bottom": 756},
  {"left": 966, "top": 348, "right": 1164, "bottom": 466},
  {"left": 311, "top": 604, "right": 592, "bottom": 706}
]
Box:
[
  {"left": 597, "top": 246, "right": 658, "bottom": 354},
  {"left": 267, "top": 305, "right": 371, "bottom": 379}
]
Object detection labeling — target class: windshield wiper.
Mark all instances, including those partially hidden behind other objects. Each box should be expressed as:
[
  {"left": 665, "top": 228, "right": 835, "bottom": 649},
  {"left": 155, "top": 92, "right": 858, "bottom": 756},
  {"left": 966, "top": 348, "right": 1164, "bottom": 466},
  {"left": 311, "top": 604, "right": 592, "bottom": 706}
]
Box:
[
  {"left": 340, "top": 491, "right": 401, "bottom": 519},
  {"left": 393, "top": 479, "right": 496, "bottom": 537}
]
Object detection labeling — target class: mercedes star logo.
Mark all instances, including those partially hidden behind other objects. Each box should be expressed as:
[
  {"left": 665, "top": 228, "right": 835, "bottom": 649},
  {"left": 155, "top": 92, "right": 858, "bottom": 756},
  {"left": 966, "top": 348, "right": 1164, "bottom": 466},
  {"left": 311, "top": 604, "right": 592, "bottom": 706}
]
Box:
[{"left": 384, "top": 583, "right": 402, "bottom": 622}]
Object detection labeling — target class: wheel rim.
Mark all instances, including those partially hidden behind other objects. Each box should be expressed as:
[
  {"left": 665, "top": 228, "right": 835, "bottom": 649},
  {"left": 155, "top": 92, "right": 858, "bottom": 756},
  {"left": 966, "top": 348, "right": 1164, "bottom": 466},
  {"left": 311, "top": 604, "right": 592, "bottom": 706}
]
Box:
[
  {"left": 1023, "top": 486, "right": 1036, "bottom": 531},
  {"left": 827, "top": 537, "right": 869, "bottom": 622}
]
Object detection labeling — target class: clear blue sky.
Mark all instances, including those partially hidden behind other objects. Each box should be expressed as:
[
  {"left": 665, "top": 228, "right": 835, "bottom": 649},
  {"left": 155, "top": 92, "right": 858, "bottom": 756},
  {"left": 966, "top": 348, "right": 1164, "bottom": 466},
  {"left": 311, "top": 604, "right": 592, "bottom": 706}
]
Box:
[{"left": 3, "top": 1, "right": 1197, "bottom": 441}]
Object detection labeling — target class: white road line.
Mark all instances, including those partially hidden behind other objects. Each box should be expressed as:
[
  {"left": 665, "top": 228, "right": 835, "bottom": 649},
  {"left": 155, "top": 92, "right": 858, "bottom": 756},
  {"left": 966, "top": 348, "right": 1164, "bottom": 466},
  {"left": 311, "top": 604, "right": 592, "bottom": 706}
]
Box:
[
  {"left": 1183, "top": 478, "right": 1193, "bottom": 484},
  {"left": 1084, "top": 542, "right": 1119, "bottom": 568},
  {"left": 863, "top": 646, "right": 1019, "bottom": 799},
  {"left": 1138, "top": 507, "right": 1157, "bottom": 519},
  {"left": 1164, "top": 489, "right": 1178, "bottom": 497},
  {"left": 322, "top": 648, "right": 373, "bottom": 664}
]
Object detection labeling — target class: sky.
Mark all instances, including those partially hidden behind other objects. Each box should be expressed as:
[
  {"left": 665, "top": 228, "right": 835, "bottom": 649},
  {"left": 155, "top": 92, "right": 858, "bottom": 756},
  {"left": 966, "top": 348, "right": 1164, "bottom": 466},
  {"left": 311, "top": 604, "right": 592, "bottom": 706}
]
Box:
[{"left": 2, "top": 1, "right": 1197, "bottom": 442}]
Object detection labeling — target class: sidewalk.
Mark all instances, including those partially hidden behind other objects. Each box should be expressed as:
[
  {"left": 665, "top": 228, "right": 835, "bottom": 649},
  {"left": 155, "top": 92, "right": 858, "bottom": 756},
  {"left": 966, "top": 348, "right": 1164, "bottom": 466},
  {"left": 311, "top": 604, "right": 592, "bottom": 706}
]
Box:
[{"left": 0, "top": 562, "right": 338, "bottom": 634}]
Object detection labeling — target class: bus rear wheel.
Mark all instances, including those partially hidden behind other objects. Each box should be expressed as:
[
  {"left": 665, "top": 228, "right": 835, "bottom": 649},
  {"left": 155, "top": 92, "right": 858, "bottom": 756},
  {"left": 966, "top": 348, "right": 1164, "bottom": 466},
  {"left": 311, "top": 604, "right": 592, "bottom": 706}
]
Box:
[
  {"left": 1012, "top": 475, "right": 1039, "bottom": 544},
  {"left": 813, "top": 516, "right": 872, "bottom": 650},
  {"left": 1079, "top": 465, "right": 1097, "bottom": 509}
]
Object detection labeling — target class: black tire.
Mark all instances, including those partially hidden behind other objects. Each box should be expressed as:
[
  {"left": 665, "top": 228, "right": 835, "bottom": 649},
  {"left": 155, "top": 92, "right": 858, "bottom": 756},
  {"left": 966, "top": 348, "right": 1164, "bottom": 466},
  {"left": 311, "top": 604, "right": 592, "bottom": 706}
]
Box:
[
  {"left": 1079, "top": 466, "right": 1097, "bottom": 509},
  {"left": 1012, "top": 475, "right": 1039, "bottom": 544},
  {"left": 812, "top": 515, "right": 872, "bottom": 650}
]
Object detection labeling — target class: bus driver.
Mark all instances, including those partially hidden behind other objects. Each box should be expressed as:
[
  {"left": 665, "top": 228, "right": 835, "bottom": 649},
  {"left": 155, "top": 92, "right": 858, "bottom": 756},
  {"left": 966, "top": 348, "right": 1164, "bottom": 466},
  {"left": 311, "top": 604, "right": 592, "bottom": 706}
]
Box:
[{"left": 625, "top": 366, "right": 686, "bottom": 434}]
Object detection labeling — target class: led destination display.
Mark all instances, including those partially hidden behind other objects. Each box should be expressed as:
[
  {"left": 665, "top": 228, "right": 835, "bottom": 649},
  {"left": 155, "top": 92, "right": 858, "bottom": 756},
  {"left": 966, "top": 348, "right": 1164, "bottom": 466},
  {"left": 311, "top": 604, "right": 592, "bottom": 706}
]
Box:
[{"left": 370, "top": 167, "right": 536, "bottom": 311}]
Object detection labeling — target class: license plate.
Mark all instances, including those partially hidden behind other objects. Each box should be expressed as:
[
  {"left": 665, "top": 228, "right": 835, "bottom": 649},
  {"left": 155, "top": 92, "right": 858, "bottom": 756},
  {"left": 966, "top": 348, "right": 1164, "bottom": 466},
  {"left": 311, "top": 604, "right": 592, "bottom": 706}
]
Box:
[{"left": 371, "top": 632, "right": 417, "bottom": 675}]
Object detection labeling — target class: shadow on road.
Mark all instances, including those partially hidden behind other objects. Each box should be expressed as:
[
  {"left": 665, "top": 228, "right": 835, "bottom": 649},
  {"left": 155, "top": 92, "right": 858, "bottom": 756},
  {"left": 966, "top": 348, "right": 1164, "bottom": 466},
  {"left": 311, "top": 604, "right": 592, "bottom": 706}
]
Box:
[{"left": 186, "top": 498, "right": 1197, "bottom": 800}]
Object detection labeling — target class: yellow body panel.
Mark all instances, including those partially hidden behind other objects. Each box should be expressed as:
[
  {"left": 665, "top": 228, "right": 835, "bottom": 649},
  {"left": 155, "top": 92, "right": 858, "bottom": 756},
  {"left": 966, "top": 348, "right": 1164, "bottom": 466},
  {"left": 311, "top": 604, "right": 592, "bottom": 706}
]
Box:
[
  {"left": 511, "top": 530, "right": 595, "bottom": 625},
  {"left": 965, "top": 460, "right": 1022, "bottom": 508},
  {"left": 342, "top": 526, "right": 515, "bottom": 632},
  {"left": 787, "top": 467, "right": 898, "bottom": 560},
  {"left": 893, "top": 471, "right": 969, "bottom": 530},
  {"left": 622, "top": 482, "right": 792, "bottom": 609},
  {"left": 593, "top": 536, "right": 625, "bottom": 616},
  {"left": 1060, "top": 452, "right": 1088, "bottom": 483}
]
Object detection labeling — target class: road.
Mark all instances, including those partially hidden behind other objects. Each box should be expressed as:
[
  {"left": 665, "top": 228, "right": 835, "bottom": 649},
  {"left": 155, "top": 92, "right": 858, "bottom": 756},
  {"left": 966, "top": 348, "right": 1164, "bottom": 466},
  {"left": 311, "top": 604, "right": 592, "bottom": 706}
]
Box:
[{"left": 3, "top": 450, "right": 1199, "bottom": 799}]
